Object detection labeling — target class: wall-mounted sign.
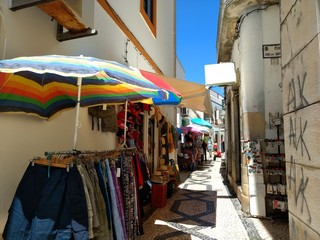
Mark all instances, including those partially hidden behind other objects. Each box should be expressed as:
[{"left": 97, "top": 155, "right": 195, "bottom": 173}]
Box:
[
  {"left": 205, "top": 62, "right": 236, "bottom": 86},
  {"left": 262, "top": 44, "right": 281, "bottom": 58}
]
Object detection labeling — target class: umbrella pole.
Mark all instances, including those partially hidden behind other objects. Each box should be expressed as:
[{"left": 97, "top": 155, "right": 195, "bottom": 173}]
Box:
[
  {"left": 73, "top": 77, "right": 82, "bottom": 150},
  {"left": 122, "top": 100, "right": 128, "bottom": 148}
]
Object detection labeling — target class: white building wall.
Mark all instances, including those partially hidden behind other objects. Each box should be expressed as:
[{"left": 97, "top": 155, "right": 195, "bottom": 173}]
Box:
[
  {"left": 240, "top": 7, "right": 264, "bottom": 115},
  {"left": 233, "top": 5, "right": 281, "bottom": 217},
  {"left": 240, "top": 8, "right": 266, "bottom": 215},
  {"left": 239, "top": 5, "right": 281, "bottom": 130},
  {"left": 231, "top": 39, "right": 241, "bottom": 71},
  {"left": 0, "top": 0, "right": 176, "bottom": 232},
  {"left": 262, "top": 6, "right": 282, "bottom": 139},
  {"left": 110, "top": 0, "right": 175, "bottom": 76}
]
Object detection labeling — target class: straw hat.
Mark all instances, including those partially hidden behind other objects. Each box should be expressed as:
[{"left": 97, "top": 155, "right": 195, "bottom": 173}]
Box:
[
  {"left": 160, "top": 158, "right": 166, "bottom": 166},
  {"left": 151, "top": 171, "right": 163, "bottom": 183},
  {"left": 155, "top": 107, "right": 161, "bottom": 120},
  {"left": 151, "top": 176, "right": 163, "bottom": 184},
  {"left": 153, "top": 171, "right": 162, "bottom": 176},
  {"left": 149, "top": 105, "right": 155, "bottom": 116},
  {"left": 159, "top": 165, "right": 168, "bottom": 171},
  {"left": 161, "top": 147, "right": 166, "bottom": 155},
  {"left": 167, "top": 165, "right": 175, "bottom": 176}
]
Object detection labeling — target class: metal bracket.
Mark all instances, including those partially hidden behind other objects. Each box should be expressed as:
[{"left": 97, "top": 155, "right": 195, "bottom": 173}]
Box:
[{"left": 56, "top": 23, "right": 97, "bottom": 42}]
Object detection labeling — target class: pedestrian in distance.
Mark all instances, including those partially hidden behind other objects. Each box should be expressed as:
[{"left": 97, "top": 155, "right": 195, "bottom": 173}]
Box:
[
  {"left": 207, "top": 139, "right": 213, "bottom": 158},
  {"left": 202, "top": 140, "right": 207, "bottom": 162},
  {"left": 213, "top": 149, "right": 222, "bottom": 161}
]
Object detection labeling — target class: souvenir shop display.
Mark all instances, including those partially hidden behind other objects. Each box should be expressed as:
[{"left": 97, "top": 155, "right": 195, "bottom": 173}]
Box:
[
  {"left": 3, "top": 148, "right": 152, "bottom": 240},
  {"left": 242, "top": 138, "right": 266, "bottom": 217},
  {"left": 148, "top": 108, "right": 180, "bottom": 208},
  {"left": 182, "top": 132, "right": 194, "bottom": 170},
  {"left": 242, "top": 140, "right": 263, "bottom": 176},
  {"left": 0, "top": 55, "right": 184, "bottom": 239},
  {"left": 195, "top": 136, "right": 203, "bottom": 163},
  {"left": 263, "top": 120, "right": 288, "bottom": 217},
  {"left": 153, "top": 108, "right": 179, "bottom": 180},
  {"left": 116, "top": 102, "right": 148, "bottom": 150},
  {"left": 263, "top": 139, "right": 287, "bottom": 216},
  {"left": 179, "top": 131, "right": 203, "bottom": 170},
  {"left": 147, "top": 117, "right": 155, "bottom": 173},
  {"left": 177, "top": 124, "right": 207, "bottom": 170},
  {"left": 241, "top": 136, "right": 287, "bottom": 218}
]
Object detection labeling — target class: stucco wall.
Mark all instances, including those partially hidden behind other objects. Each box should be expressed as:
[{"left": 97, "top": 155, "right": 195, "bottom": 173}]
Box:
[
  {"left": 108, "top": 0, "right": 175, "bottom": 76},
  {"left": 281, "top": 0, "right": 320, "bottom": 238},
  {"left": 235, "top": 5, "right": 281, "bottom": 216},
  {"left": 0, "top": 0, "right": 176, "bottom": 233},
  {"left": 240, "top": 8, "right": 264, "bottom": 115}
]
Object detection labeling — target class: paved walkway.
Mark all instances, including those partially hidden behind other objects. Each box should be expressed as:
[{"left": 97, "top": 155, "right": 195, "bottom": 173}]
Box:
[{"left": 138, "top": 157, "right": 289, "bottom": 240}]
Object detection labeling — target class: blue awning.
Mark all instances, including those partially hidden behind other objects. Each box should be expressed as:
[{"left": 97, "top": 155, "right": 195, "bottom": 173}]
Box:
[{"left": 190, "top": 118, "right": 212, "bottom": 128}]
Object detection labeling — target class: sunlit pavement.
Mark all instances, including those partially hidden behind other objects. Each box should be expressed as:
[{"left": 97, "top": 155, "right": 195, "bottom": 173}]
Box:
[{"left": 138, "top": 156, "right": 289, "bottom": 240}]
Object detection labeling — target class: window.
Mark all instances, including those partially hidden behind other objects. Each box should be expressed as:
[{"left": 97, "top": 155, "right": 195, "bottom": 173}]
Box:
[
  {"left": 180, "top": 107, "right": 189, "bottom": 116},
  {"left": 140, "top": 0, "right": 157, "bottom": 37}
]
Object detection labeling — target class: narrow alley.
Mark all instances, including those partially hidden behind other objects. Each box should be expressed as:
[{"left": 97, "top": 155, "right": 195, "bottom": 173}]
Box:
[{"left": 138, "top": 156, "right": 289, "bottom": 240}]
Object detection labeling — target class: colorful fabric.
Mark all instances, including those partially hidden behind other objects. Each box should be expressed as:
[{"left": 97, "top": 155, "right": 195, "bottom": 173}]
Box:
[
  {"left": 110, "top": 165, "right": 127, "bottom": 239},
  {"left": 84, "top": 161, "right": 112, "bottom": 239},
  {"left": 105, "top": 159, "right": 126, "bottom": 240},
  {"left": 119, "top": 155, "right": 137, "bottom": 239}
]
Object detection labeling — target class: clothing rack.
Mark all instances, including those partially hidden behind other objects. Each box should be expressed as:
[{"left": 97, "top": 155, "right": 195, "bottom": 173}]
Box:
[
  {"left": 31, "top": 155, "right": 75, "bottom": 169},
  {"left": 31, "top": 147, "right": 138, "bottom": 169}
]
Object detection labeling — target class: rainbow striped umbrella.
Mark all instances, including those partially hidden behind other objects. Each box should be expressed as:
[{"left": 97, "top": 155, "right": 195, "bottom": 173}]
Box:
[
  {"left": 0, "top": 55, "right": 167, "bottom": 149},
  {"left": 0, "top": 55, "right": 167, "bottom": 119},
  {"left": 134, "top": 68, "right": 182, "bottom": 105}
]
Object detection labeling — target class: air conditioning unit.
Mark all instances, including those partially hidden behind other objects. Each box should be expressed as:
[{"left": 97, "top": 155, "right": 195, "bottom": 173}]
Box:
[{"left": 180, "top": 107, "right": 189, "bottom": 116}]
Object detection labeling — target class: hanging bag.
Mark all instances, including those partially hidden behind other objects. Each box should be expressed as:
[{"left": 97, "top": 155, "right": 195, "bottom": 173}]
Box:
[
  {"left": 88, "top": 106, "right": 102, "bottom": 130},
  {"left": 100, "top": 105, "right": 117, "bottom": 132},
  {"left": 88, "top": 105, "right": 117, "bottom": 132}
]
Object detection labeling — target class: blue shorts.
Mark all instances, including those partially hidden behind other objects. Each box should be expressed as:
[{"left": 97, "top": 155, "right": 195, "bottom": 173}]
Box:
[{"left": 3, "top": 163, "right": 88, "bottom": 239}]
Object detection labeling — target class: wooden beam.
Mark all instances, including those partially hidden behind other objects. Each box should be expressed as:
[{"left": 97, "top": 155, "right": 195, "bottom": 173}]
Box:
[{"left": 38, "top": 0, "right": 88, "bottom": 33}]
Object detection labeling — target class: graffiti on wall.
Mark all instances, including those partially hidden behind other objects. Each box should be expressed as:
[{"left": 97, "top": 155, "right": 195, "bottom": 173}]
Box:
[
  {"left": 290, "top": 216, "right": 308, "bottom": 240},
  {"left": 288, "top": 114, "right": 312, "bottom": 223},
  {"left": 288, "top": 116, "right": 311, "bottom": 161},
  {"left": 287, "top": 72, "right": 312, "bottom": 225},
  {"left": 287, "top": 72, "right": 309, "bottom": 111},
  {"left": 288, "top": 156, "right": 311, "bottom": 223}
]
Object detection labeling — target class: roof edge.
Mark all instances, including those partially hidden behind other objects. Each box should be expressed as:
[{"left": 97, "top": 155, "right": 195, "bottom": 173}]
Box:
[{"left": 217, "top": 0, "right": 279, "bottom": 63}]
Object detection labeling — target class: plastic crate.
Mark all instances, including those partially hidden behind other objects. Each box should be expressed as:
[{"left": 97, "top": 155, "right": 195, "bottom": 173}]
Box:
[{"left": 151, "top": 183, "right": 167, "bottom": 208}]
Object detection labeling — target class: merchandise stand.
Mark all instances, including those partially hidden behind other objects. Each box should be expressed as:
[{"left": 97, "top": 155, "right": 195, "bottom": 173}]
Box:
[{"left": 263, "top": 124, "right": 288, "bottom": 219}]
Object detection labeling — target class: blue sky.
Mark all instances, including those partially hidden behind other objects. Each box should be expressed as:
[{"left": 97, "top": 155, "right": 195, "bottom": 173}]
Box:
[{"left": 176, "top": 0, "right": 223, "bottom": 95}]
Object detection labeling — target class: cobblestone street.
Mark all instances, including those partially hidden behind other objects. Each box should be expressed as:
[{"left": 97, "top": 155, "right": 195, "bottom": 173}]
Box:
[{"left": 138, "top": 157, "right": 289, "bottom": 240}]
